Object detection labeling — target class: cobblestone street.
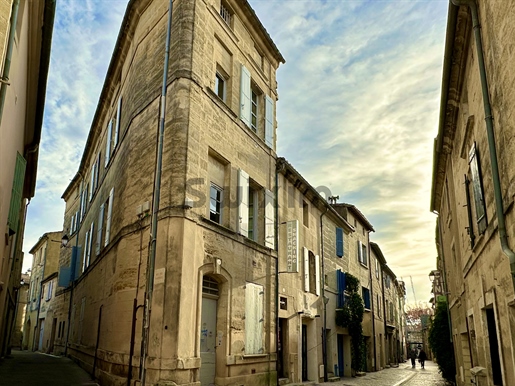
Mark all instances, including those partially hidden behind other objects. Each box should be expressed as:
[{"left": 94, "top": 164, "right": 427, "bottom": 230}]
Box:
[{"left": 317, "top": 360, "right": 448, "bottom": 386}]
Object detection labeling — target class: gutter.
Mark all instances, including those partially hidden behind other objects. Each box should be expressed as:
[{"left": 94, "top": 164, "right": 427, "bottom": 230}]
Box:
[
  {"left": 320, "top": 208, "right": 328, "bottom": 382},
  {"left": 450, "top": 0, "right": 515, "bottom": 291}
]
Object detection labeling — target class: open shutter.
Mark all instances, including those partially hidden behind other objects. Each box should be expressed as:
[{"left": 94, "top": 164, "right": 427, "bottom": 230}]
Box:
[
  {"left": 303, "top": 247, "right": 310, "bottom": 292},
  {"left": 336, "top": 227, "right": 344, "bottom": 257},
  {"left": 82, "top": 231, "right": 89, "bottom": 273},
  {"left": 357, "top": 240, "right": 363, "bottom": 264},
  {"left": 240, "top": 65, "right": 251, "bottom": 126},
  {"left": 315, "top": 254, "right": 320, "bottom": 296},
  {"left": 105, "top": 119, "right": 112, "bottom": 167},
  {"left": 265, "top": 95, "right": 274, "bottom": 148},
  {"left": 469, "top": 143, "right": 487, "bottom": 233},
  {"left": 7, "top": 153, "right": 27, "bottom": 234},
  {"left": 87, "top": 222, "right": 94, "bottom": 267},
  {"left": 237, "top": 169, "right": 249, "bottom": 237},
  {"left": 96, "top": 204, "right": 104, "bottom": 256},
  {"left": 245, "top": 283, "right": 264, "bottom": 354},
  {"left": 464, "top": 175, "right": 476, "bottom": 248},
  {"left": 264, "top": 189, "right": 275, "bottom": 248},
  {"left": 114, "top": 96, "right": 122, "bottom": 148},
  {"left": 89, "top": 166, "right": 95, "bottom": 201},
  {"left": 105, "top": 188, "right": 114, "bottom": 246}
]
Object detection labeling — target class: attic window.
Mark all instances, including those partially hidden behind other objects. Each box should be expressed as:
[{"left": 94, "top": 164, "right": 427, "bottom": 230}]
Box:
[{"left": 220, "top": 2, "right": 232, "bottom": 26}]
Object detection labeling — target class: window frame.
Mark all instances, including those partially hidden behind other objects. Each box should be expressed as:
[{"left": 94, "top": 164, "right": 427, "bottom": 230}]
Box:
[
  {"left": 215, "top": 72, "right": 226, "bottom": 102},
  {"left": 210, "top": 183, "right": 223, "bottom": 224}
]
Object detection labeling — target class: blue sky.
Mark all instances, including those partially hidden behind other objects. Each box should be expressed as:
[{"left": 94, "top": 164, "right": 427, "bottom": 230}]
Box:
[{"left": 23, "top": 0, "right": 449, "bottom": 306}]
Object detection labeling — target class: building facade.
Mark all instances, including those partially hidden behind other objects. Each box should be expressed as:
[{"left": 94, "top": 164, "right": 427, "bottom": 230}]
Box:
[
  {"left": 431, "top": 2, "right": 515, "bottom": 385},
  {"left": 0, "top": 0, "right": 55, "bottom": 357}
]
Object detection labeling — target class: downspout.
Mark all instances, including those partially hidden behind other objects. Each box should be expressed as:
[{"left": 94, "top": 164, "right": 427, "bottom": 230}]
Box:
[
  {"left": 319, "top": 208, "right": 328, "bottom": 382},
  {"left": 368, "top": 233, "right": 377, "bottom": 371},
  {"left": 450, "top": 0, "right": 515, "bottom": 290},
  {"left": 274, "top": 165, "right": 279, "bottom": 386},
  {"left": 141, "top": 1, "right": 173, "bottom": 384},
  {"left": 0, "top": 0, "right": 20, "bottom": 126}
]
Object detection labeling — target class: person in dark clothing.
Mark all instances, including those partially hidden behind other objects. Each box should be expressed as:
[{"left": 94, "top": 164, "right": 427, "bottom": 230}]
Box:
[
  {"left": 418, "top": 349, "right": 427, "bottom": 369},
  {"left": 409, "top": 349, "right": 417, "bottom": 368}
]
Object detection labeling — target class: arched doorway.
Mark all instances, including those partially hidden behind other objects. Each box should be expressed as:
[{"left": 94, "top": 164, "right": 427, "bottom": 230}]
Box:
[{"left": 200, "top": 276, "right": 219, "bottom": 386}]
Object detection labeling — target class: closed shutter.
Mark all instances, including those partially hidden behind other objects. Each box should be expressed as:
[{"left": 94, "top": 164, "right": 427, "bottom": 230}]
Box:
[
  {"left": 7, "top": 153, "right": 27, "bottom": 234},
  {"left": 303, "top": 247, "right": 309, "bottom": 292},
  {"left": 336, "top": 227, "right": 344, "bottom": 257},
  {"left": 337, "top": 270, "right": 346, "bottom": 308},
  {"left": 237, "top": 169, "right": 249, "bottom": 237},
  {"left": 96, "top": 204, "right": 104, "bottom": 255},
  {"left": 105, "top": 119, "right": 112, "bottom": 167},
  {"left": 358, "top": 240, "right": 363, "bottom": 264},
  {"left": 265, "top": 95, "right": 274, "bottom": 148},
  {"left": 240, "top": 65, "right": 251, "bottom": 126},
  {"left": 245, "top": 283, "right": 264, "bottom": 354},
  {"left": 315, "top": 254, "right": 320, "bottom": 296},
  {"left": 114, "top": 96, "right": 122, "bottom": 147},
  {"left": 105, "top": 188, "right": 114, "bottom": 246},
  {"left": 264, "top": 189, "right": 275, "bottom": 248}
]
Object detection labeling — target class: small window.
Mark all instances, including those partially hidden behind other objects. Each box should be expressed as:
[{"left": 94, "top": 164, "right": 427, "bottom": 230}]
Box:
[
  {"left": 248, "top": 187, "right": 258, "bottom": 241},
  {"left": 220, "top": 1, "right": 232, "bottom": 26},
  {"left": 215, "top": 73, "right": 226, "bottom": 101},
  {"left": 303, "top": 201, "right": 309, "bottom": 227},
  {"left": 203, "top": 276, "right": 219, "bottom": 296},
  {"left": 251, "top": 89, "right": 259, "bottom": 132},
  {"left": 210, "top": 184, "right": 223, "bottom": 223},
  {"left": 280, "top": 296, "right": 287, "bottom": 310},
  {"left": 362, "top": 287, "right": 370, "bottom": 309}
]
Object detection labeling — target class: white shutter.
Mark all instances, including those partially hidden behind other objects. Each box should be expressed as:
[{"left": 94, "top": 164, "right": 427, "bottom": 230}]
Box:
[
  {"left": 245, "top": 283, "right": 263, "bottom": 354},
  {"left": 82, "top": 231, "right": 89, "bottom": 273},
  {"left": 87, "top": 222, "right": 94, "bottom": 267},
  {"left": 105, "top": 119, "right": 112, "bottom": 167},
  {"left": 264, "top": 189, "right": 275, "bottom": 249},
  {"left": 70, "top": 214, "right": 75, "bottom": 233},
  {"left": 237, "top": 169, "right": 249, "bottom": 237},
  {"left": 240, "top": 65, "right": 251, "bottom": 126},
  {"left": 114, "top": 96, "right": 122, "bottom": 148},
  {"left": 315, "top": 254, "right": 320, "bottom": 296},
  {"left": 105, "top": 188, "right": 114, "bottom": 246},
  {"left": 265, "top": 95, "right": 274, "bottom": 148},
  {"left": 358, "top": 240, "right": 363, "bottom": 264},
  {"left": 96, "top": 204, "right": 104, "bottom": 256},
  {"left": 89, "top": 166, "right": 95, "bottom": 201},
  {"left": 303, "top": 247, "right": 309, "bottom": 292}
]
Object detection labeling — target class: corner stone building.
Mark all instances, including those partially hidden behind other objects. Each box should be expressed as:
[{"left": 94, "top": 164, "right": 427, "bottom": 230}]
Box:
[{"left": 56, "top": 1, "right": 284, "bottom": 385}]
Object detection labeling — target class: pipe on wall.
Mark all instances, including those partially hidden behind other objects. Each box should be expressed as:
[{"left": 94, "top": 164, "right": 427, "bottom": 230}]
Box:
[{"left": 450, "top": 0, "right": 515, "bottom": 291}]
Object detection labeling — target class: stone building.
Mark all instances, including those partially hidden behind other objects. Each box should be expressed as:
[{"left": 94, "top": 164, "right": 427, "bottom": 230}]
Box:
[
  {"left": 54, "top": 0, "right": 284, "bottom": 385},
  {"left": 23, "top": 231, "right": 61, "bottom": 352},
  {"left": 431, "top": 1, "right": 515, "bottom": 385},
  {"left": 10, "top": 272, "right": 29, "bottom": 350},
  {"left": 0, "top": 0, "right": 55, "bottom": 357}
]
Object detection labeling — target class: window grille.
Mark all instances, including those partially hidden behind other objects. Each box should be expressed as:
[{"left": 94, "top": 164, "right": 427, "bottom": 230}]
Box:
[{"left": 220, "top": 3, "right": 231, "bottom": 26}]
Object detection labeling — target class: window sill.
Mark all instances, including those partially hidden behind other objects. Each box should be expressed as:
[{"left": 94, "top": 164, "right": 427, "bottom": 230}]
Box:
[{"left": 359, "top": 262, "right": 368, "bottom": 269}]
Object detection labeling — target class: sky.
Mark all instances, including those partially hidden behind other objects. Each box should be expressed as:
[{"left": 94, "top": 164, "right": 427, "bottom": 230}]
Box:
[{"left": 22, "top": 0, "right": 449, "bottom": 306}]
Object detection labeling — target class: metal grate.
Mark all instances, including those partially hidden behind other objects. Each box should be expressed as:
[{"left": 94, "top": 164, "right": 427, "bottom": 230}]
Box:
[
  {"left": 220, "top": 3, "right": 231, "bottom": 26},
  {"left": 203, "top": 276, "right": 219, "bottom": 296}
]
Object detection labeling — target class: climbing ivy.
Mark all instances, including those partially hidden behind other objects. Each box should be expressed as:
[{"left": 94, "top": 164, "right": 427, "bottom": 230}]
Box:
[
  {"left": 428, "top": 301, "right": 456, "bottom": 382},
  {"left": 335, "top": 272, "right": 365, "bottom": 372}
]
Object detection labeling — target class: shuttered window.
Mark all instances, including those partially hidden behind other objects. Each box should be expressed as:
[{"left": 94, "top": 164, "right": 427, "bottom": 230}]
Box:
[
  {"left": 237, "top": 169, "right": 249, "bottom": 237},
  {"left": 245, "top": 283, "right": 264, "bottom": 354},
  {"left": 336, "top": 227, "right": 344, "bottom": 257},
  {"left": 7, "top": 153, "right": 27, "bottom": 234},
  {"left": 303, "top": 247, "right": 309, "bottom": 292},
  {"left": 336, "top": 270, "right": 346, "bottom": 308},
  {"left": 265, "top": 95, "right": 274, "bottom": 148},
  {"left": 362, "top": 287, "right": 370, "bottom": 309},
  {"left": 240, "top": 65, "right": 251, "bottom": 127},
  {"left": 469, "top": 142, "right": 487, "bottom": 234},
  {"left": 105, "top": 119, "right": 112, "bottom": 167},
  {"left": 114, "top": 96, "right": 122, "bottom": 148},
  {"left": 264, "top": 190, "right": 275, "bottom": 249},
  {"left": 96, "top": 204, "right": 104, "bottom": 256},
  {"left": 464, "top": 175, "right": 476, "bottom": 248},
  {"left": 105, "top": 188, "right": 114, "bottom": 246}
]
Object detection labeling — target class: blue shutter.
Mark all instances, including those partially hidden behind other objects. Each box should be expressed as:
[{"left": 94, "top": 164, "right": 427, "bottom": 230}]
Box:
[
  {"left": 70, "top": 246, "right": 81, "bottom": 281},
  {"left": 336, "top": 227, "right": 344, "bottom": 257},
  {"left": 337, "top": 270, "right": 346, "bottom": 308},
  {"left": 58, "top": 267, "right": 71, "bottom": 287}
]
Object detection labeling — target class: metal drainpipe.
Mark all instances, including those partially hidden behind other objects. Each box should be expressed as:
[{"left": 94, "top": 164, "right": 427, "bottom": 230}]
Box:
[
  {"left": 141, "top": 1, "right": 173, "bottom": 384},
  {"left": 0, "top": 0, "right": 20, "bottom": 127},
  {"left": 450, "top": 0, "right": 515, "bottom": 291},
  {"left": 368, "top": 232, "right": 377, "bottom": 371},
  {"left": 34, "top": 237, "right": 48, "bottom": 351},
  {"left": 274, "top": 165, "right": 280, "bottom": 386},
  {"left": 319, "top": 208, "right": 328, "bottom": 382}
]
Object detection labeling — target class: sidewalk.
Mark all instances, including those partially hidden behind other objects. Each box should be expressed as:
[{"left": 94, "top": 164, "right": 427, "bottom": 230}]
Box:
[{"left": 0, "top": 350, "right": 96, "bottom": 386}]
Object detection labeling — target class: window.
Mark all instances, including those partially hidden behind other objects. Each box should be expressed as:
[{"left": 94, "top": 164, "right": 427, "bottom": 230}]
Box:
[
  {"left": 386, "top": 275, "right": 391, "bottom": 289},
  {"left": 210, "top": 184, "right": 223, "bottom": 223},
  {"left": 309, "top": 251, "right": 317, "bottom": 295},
  {"left": 377, "top": 294, "right": 381, "bottom": 317},
  {"left": 303, "top": 201, "right": 309, "bottom": 227},
  {"left": 303, "top": 248, "right": 320, "bottom": 295},
  {"left": 104, "top": 97, "right": 122, "bottom": 168},
  {"left": 45, "top": 281, "right": 53, "bottom": 301},
  {"left": 336, "top": 270, "right": 346, "bottom": 308},
  {"left": 82, "top": 222, "right": 94, "bottom": 273},
  {"left": 105, "top": 188, "right": 114, "bottom": 246},
  {"left": 7, "top": 153, "right": 26, "bottom": 234},
  {"left": 264, "top": 190, "right": 275, "bottom": 249},
  {"left": 245, "top": 282, "right": 264, "bottom": 354},
  {"left": 280, "top": 296, "right": 287, "bottom": 310},
  {"left": 89, "top": 153, "right": 101, "bottom": 201},
  {"left": 219, "top": 1, "right": 232, "bottom": 26},
  {"left": 248, "top": 187, "right": 257, "bottom": 241},
  {"left": 468, "top": 142, "right": 487, "bottom": 234},
  {"left": 336, "top": 227, "right": 344, "bottom": 257},
  {"left": 215, "top": 72, "right": 226, "bottom": 101},
  {"left": 358, "top": 240, "right": 367, "bottom": 266},
  {"left": 251, "top": 88, "right": 259, "bottom": 132},
  {"left": 362, "top": 287, "right": 370, "bottom": 309},
  {"left": 375, "top": 258, "right": 379, "bottom": 278}
]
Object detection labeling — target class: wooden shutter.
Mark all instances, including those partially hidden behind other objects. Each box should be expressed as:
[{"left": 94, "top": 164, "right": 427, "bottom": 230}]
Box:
[
  {"left": 105, "top": 119, "right": 112, "bottom": 167},
  {"left": 265, "top": 95, "right": 274, "bottom": 148},
  {"left": 315, "top": 254, "right": 320, "bottom": 296},
  {"left": 240, "top": 65, "right": 251, "bottom": 126},
  {"left": 105, "top": 188, "right": 114, "bottom": 246},
  {"left": 464, "top": 175, "right": 476, "bottom": 248},
  {"left": 7, "top": 153, "right": 27, "bottom": 234},
  {"left": 82, "top": 231, "right": 89, "bottom": 273},
  {"left": 469, "top": 143, "right": 487, "bottom": 233},
  {"left": 264, "top": 189, "right": 275, "bottom": 248},
  {"left": 336, "top": 227, "right": 344, "bottom": 257},
  {"left": 303, "top": 247, "right": 310, "bottom": 292},
  {"left": 358, "top": 240, "right": 363, "bottom": 264},
  {"left": 114, "top": 96, "right": 122, "bottom": 148},
  {"left": 237, "top": 169, "right": 249, "bottom": 237},
  {"left": 89, "top": 166, "right": 95, "bottom": 201},
  {"left": 96, "top": 204, "right": 104, "bottom": 256},
  {"left": 245, "top": 283, "right": 264, "bottom": 354}
]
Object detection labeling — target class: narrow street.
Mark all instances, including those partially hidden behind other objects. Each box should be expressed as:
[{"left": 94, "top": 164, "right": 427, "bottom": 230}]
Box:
[
  {"left": 0, "top": 350, "right": 96, "bottom": 386},
  {"left": 317, "top": 360, "right": 447, "bottom": 386}
]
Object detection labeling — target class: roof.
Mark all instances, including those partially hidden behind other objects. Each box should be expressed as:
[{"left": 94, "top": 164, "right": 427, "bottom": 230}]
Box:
[
  {"left": 277, "top": 158, "right": 354, "bottom": 232},
  {"left": 370, "top": 241, "right": 396, "bottom": 280},
  {"left": 28, "top": 231, "right": 62, "bottom": 254},
  {"left": 332, "top": 203, "right": 375, "bottom": 232}
]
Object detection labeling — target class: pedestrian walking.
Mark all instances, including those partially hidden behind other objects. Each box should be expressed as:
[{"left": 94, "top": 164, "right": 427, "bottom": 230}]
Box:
[
  {"left": 409, "top": 349, "right": 417, "bottom": 368},
  {"left": 418, "top": 348, "right": 427, "bottom": 369}
]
